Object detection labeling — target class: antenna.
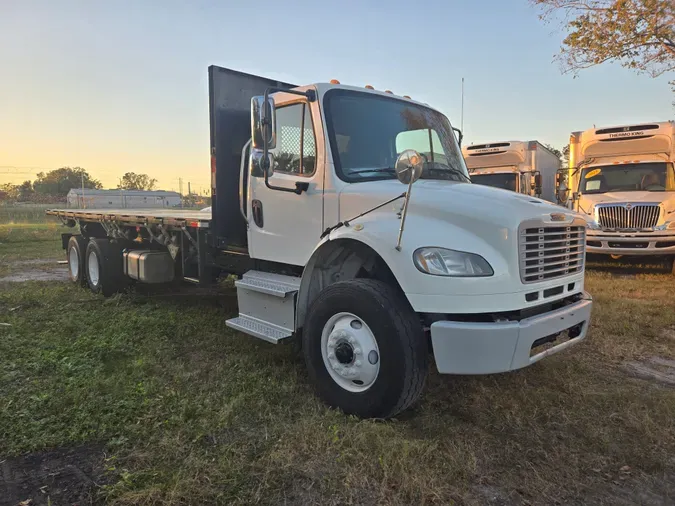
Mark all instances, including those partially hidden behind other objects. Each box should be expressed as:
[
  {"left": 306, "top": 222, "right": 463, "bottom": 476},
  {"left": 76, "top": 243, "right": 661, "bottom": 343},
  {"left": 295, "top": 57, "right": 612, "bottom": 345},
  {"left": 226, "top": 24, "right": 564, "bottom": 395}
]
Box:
[{"left": 460, "top": 77, "right": 465, "bottom": 132}]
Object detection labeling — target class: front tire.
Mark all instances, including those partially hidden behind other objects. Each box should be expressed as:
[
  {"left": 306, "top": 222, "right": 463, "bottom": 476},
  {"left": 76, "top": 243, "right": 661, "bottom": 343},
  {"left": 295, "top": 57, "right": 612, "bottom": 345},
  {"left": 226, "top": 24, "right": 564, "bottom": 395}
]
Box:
[
  {"left": 85, "top": 238, "right": 126, "bottom": 297},
  {"left": 303, "top": 279, "right": 428, "bottom": 418}
]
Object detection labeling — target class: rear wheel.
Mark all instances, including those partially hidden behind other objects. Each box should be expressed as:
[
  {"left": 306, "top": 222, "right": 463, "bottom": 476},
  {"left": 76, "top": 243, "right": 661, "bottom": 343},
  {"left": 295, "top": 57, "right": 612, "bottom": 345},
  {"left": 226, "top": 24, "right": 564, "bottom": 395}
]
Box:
[
  {"left": 303, "top": 279, "right": 428, "bottom": 419},
  {"left": 66, "top": 235, "right": 88, "bottom": 287},
  {"left": 85, "top": 238, "right": 126, "bottom": 297}
]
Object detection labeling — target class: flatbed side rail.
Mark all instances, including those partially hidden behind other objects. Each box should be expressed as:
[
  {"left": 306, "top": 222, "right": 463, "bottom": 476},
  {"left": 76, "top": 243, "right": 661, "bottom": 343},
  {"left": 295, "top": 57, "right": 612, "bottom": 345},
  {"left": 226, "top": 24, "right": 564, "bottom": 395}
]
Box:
[{"left": 46, "top": 209, "right": 210, "bottom": 229}]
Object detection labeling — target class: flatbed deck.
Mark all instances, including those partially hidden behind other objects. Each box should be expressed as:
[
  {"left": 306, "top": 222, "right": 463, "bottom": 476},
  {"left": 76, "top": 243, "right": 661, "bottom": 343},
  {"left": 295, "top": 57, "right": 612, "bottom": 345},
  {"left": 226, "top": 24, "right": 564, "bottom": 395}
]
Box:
[{"left": 46, "top": 208, "right": 212, "bottom": 228}]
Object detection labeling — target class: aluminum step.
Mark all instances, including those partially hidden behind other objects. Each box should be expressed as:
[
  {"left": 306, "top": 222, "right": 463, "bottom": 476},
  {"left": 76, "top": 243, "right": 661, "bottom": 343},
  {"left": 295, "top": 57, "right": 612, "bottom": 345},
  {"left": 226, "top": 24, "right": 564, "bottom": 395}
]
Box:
[
  {"left": 235, "top": 270, "right": 301, "bottom": 297},
  {"left": 226, "top": 315, "right": 292, "bottom": 344}
]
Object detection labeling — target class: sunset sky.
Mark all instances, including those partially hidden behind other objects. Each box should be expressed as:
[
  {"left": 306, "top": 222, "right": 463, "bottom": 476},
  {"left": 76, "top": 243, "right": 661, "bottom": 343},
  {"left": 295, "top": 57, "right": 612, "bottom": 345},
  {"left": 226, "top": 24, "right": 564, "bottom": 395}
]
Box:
[{"left": 1, "top": 0, "right": 671, "bottom": 193}]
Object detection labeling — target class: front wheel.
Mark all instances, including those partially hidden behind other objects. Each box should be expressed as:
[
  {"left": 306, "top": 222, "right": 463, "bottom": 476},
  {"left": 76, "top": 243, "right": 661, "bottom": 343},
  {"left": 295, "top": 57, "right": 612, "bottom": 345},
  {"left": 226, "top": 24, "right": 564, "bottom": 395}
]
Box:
[{"left": 303, "top": 279, "right": 428, "bottom": 418}]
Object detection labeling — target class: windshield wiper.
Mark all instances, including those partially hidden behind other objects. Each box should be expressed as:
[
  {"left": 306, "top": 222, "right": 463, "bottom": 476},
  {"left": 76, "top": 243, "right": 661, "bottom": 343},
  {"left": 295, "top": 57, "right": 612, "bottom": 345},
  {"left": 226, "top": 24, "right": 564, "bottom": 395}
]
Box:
[{"left": 348, "top": 167, "right": 397, "bottom": 175}]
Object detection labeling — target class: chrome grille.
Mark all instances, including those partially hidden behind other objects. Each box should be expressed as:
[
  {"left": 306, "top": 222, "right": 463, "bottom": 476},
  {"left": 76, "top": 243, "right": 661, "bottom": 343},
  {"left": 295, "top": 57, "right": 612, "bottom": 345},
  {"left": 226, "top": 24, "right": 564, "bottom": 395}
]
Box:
[
  {"left": 519, "top": 225, "right": 585, "bottom": 283},
  {"left": 596, "top": 204, "right": 660, "bottom": 229}
]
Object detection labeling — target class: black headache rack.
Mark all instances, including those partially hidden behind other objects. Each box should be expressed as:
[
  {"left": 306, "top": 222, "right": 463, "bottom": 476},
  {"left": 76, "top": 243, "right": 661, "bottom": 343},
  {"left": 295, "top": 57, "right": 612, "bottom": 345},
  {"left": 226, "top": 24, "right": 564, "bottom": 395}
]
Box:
[{"left": 208, "top": 65, "right": 295, "bottom": 250}]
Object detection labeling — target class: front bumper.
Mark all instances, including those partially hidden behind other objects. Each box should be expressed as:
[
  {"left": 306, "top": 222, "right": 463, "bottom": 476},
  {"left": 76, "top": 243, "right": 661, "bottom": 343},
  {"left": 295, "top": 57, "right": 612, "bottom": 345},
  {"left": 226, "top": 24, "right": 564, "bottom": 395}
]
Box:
[
  {"left": 586, "top": 230, "right": 675, "bottom": 255},
  {"left": 430, "top": 293, "right": 592, "bottom": 374}
]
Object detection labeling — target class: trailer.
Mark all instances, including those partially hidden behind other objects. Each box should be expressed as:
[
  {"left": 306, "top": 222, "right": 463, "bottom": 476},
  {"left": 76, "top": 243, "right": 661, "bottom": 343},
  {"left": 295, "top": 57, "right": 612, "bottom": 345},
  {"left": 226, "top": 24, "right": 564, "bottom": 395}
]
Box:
[
  {"left": 557, "top": 121, "right": 675, "bottom": 267},
  {"left": 462, "top": 141, "right": 560, "bottom": 202},
  {"left": 47, "top": 66, "right": 593, "bottom": 418}
]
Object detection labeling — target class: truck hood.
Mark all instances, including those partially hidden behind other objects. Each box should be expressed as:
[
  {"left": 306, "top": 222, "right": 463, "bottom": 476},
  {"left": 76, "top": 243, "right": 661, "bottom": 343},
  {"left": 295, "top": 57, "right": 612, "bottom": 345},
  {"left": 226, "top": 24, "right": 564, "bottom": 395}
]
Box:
[
  {"left": 471, "top": 166, "right": 520, "bottom": 174},
  {"left": 339, "top": 179, "right": 564, "bottom": 230},
  {"left": 579, "top": 191, "right": 671, "bottom": 205},
  {"left": 578, "top": 191, "right": 675, "bottom": 218}
]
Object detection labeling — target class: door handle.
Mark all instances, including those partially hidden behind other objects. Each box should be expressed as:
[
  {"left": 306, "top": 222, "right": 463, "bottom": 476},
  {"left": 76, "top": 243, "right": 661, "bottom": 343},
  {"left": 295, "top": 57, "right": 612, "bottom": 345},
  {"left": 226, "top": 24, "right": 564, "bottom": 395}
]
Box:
[{"left": 252, "top": 200, "right": 263, "bottom": 228}]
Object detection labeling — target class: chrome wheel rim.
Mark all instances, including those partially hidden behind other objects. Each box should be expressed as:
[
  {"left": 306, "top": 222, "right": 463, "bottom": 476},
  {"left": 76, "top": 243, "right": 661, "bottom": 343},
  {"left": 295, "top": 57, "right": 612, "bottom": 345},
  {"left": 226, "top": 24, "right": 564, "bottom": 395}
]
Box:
[
  {"left": 68, "top": 246, "right": 79, "bottom": 280},
  {"left": 87, "top": 250, "right": 100, "bottom": 286},
  {"left": 321, "top": 312, "right": 380, "bottom": 392}
]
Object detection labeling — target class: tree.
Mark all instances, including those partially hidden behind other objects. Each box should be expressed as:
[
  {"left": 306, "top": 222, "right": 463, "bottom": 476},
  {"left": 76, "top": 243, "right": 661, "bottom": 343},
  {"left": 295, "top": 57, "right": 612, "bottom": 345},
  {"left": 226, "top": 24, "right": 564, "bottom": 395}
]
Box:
[
  {"left": 117, "top": 172, "right": 158, "bottom": 191},
  {"left": 32, "top": 167, "right": 102, "bottom": 197},
  {"left": 533, "top": 0, "right": 674, "bottom": 95},
  {"left": 17, "top": 180, "right": 34, "bottom": 201},
  {"left": 544, "top": 143, "right": 571, "bottom": 167},
  {"left": 0, "top": 183, "right": 19, "bottom": 201}
]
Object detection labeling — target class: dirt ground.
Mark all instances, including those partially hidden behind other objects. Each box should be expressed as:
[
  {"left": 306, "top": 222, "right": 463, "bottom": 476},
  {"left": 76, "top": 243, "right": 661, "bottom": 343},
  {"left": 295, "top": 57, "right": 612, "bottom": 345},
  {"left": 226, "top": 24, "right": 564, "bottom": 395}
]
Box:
[
  {"left": 0, "top": 445, "right": 107, "bottom": 506},
  {"left": 0, "top": 260, "right": 69, "bottom": 283}
]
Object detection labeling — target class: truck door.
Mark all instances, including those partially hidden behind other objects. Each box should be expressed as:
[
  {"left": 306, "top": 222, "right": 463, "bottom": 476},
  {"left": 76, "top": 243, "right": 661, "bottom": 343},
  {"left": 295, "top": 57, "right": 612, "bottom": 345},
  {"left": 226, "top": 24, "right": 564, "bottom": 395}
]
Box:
[{"left": 248, "top": 95, "right": 323, "bottom": 266}]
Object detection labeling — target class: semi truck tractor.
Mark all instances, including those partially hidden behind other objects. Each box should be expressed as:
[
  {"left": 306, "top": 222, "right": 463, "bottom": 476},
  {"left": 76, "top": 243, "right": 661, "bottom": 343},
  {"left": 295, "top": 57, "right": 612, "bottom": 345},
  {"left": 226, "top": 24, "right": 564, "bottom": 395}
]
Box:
[
  {"left": 47, "top": 66, "right": 593, "bottom": 418},
  {"left": 557, "top": 121, "right": 675, "bottom": 267},
  {"left": 462, "top": 141, "right": 560, "bottom": 202}
]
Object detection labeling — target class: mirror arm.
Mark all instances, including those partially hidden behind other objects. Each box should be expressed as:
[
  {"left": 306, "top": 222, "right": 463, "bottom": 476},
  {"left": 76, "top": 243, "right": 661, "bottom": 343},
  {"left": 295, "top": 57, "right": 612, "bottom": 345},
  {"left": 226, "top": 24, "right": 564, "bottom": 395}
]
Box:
[{"left": 452, "top": 127, "right": 463, "bottom": 147}]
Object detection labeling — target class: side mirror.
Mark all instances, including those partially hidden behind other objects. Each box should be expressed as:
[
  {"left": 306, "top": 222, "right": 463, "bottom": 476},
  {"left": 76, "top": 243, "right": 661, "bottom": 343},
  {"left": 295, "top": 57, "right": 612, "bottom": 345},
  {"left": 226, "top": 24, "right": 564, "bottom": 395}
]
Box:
[
  {"left": 395, "top": 149, "right": 424, "bottom": 185},
  {"left": 251, "top": 96, "right": 276, "bottom": 150},
  {"left": 572, "top": 192, "right": 580, "bottom": 202},
  {"left": 452, "top": 127, "right": 463, "bottom": 148},
  {"left": 250, "top": 150, "right": 274, "bottom": 178},
  {"left": 534, "top": 172, "right": 542, "bottom": 194}
]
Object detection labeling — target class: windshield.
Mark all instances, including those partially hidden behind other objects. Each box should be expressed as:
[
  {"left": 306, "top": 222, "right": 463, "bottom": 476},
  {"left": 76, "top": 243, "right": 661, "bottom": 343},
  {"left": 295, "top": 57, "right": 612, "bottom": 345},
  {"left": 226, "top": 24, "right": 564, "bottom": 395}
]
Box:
[
  {"left": 579, "top": 162, "right": 675, "bottom": 194},
  {"left": 323, "top": 90, "right": 469, "bottom": 183},
  {"left": 470, "top": 172, "right": 518, "bottom": 191}
]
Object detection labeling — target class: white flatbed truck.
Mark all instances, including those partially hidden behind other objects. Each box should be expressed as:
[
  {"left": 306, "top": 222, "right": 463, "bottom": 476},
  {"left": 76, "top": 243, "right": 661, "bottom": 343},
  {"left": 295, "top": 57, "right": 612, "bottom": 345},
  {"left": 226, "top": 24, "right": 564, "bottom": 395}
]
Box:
[{"left": 47, "top": 66, "right": 593, "bottom": 418}]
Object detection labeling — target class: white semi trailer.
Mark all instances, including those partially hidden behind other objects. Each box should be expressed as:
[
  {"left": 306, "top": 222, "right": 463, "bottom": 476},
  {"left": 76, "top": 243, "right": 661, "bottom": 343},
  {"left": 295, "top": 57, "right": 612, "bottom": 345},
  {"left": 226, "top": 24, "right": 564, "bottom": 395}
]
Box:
[
  {"left": 462, "top": 141, "right": 560, "bottom": 202},
  {"left": 558, "top": 120, "right": 675, "bottom": 267},
  {"left": 47, "top": 66, "right": 593, "bottom": 418}
]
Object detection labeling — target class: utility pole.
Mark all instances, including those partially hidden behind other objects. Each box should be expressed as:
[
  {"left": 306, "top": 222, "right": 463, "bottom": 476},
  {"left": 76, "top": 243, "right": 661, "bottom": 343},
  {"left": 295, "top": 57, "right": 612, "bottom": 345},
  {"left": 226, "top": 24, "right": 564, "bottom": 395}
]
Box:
[
  {"left": 81, "top": 173, "right": 86, "bottom": 209},
  {"left": 188, "top": 181, "right": 191, "bottom": 196},
  {"left": 460, "top": 77, "right": 465, "bottom": 133},
  {"left": 179, "top": 178, "right": 183, "bottom": 208}
]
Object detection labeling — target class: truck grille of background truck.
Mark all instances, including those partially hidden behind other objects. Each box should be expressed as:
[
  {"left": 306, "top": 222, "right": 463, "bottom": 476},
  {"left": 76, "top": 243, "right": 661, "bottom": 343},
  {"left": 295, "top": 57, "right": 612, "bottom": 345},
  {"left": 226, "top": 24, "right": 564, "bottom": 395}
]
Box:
[
  {"left": 519, "top": 225, "right": 585, "bottom": 283},
  {"left": 596, "top": 203, "right": 660, "bottom": 230}
]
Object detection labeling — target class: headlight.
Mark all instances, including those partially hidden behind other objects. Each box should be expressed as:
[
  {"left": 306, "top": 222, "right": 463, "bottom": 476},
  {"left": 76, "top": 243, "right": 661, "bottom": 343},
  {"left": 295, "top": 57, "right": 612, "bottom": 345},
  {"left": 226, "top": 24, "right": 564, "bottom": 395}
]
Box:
[{"left": 413, "top": 248, "right": 493, "bottom": 277}]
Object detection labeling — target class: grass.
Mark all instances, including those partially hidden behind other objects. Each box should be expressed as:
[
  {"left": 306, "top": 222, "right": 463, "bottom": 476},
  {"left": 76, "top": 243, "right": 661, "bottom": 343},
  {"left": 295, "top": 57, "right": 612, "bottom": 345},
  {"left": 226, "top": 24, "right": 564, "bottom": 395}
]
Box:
[
  {"left": 1, "top": 226, "right": 674, "bottom": 505},
  {"left": 0, "top": 223, "right": 68, "bottom": 276},
  {"left": 0, "top": 203, "right": 57, "bottom": 224}
]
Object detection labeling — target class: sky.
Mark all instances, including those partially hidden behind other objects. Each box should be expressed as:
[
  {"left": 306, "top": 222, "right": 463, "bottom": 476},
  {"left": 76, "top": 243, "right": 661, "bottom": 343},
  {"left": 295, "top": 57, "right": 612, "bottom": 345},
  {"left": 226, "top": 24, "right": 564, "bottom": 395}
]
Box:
[{"left": 1, "top": 0, "right": 672, "bottom": 193}]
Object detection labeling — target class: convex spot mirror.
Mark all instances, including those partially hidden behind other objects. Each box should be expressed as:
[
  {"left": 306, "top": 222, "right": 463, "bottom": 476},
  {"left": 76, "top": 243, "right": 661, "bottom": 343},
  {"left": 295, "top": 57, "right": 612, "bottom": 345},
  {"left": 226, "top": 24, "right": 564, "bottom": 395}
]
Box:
[{"left": 395, "top": 149, "right": 424, "bottom": 185}]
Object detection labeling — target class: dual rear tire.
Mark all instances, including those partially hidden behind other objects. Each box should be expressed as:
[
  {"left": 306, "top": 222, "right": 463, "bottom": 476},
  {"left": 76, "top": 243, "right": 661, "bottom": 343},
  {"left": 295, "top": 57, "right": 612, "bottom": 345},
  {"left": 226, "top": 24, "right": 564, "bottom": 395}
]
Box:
[{"left": 66, "top": 236, "right": 126, "bottom": 296}]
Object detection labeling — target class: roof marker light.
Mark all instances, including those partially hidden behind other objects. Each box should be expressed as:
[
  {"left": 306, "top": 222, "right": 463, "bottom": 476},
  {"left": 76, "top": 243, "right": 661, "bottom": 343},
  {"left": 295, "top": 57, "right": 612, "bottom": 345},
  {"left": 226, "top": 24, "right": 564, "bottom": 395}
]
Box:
[
  {"left": 403, "top": 95, "right": 411, "bottom": 99},
  {"left": 384, "top": 90, "right": 393, "bottom": 94},
  {"left": 330, "top": 79, "right": 340, "bottom": 84},
  {"left": 365, "top": 85, "right": 374, "bottom": 90}
]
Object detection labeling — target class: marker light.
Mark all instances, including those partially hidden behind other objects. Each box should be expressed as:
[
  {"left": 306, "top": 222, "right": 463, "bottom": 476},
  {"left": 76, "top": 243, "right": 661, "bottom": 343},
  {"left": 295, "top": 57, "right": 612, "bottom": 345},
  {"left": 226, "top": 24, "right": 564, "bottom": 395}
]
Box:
[
  {"left": 330, "top": 79, "right": 340, "bottom": 84},
  {"left": 365, "top": 85, "right": 374, "bottom": 89}
]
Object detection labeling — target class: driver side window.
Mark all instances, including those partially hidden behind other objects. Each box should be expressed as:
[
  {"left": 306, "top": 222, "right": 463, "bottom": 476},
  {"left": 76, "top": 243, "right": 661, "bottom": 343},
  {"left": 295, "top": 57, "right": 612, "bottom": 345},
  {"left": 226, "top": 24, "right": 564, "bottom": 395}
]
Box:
[{"left": 272, "top": 103, "right": 317, "bottom": 176}]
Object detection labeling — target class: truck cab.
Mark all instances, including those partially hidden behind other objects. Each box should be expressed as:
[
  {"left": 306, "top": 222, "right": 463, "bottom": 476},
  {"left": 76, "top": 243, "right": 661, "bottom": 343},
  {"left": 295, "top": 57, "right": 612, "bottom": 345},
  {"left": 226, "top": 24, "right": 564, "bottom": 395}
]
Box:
[
  {"left": 49, "top": 66, "right": 593, "bottom": 419},
  {"left": 558, "top": 121, "right": 675, "bottom": 263},
  {"left": 462, "top": 141, "right": 560, "bottom": 202}
]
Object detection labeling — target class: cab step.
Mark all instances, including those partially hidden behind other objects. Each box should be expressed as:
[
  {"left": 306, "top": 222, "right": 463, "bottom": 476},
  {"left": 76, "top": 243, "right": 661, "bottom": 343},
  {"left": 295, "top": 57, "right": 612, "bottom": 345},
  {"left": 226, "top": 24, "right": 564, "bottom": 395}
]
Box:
[
  {"left": 226, "top": 315, "right": 292, "bottom": 344},
  {"left": 226, "top": 270, "right": 301, "bottom": 344},
  {"left": 234, "top": 271, "right": 301, "bottom": 297}
]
